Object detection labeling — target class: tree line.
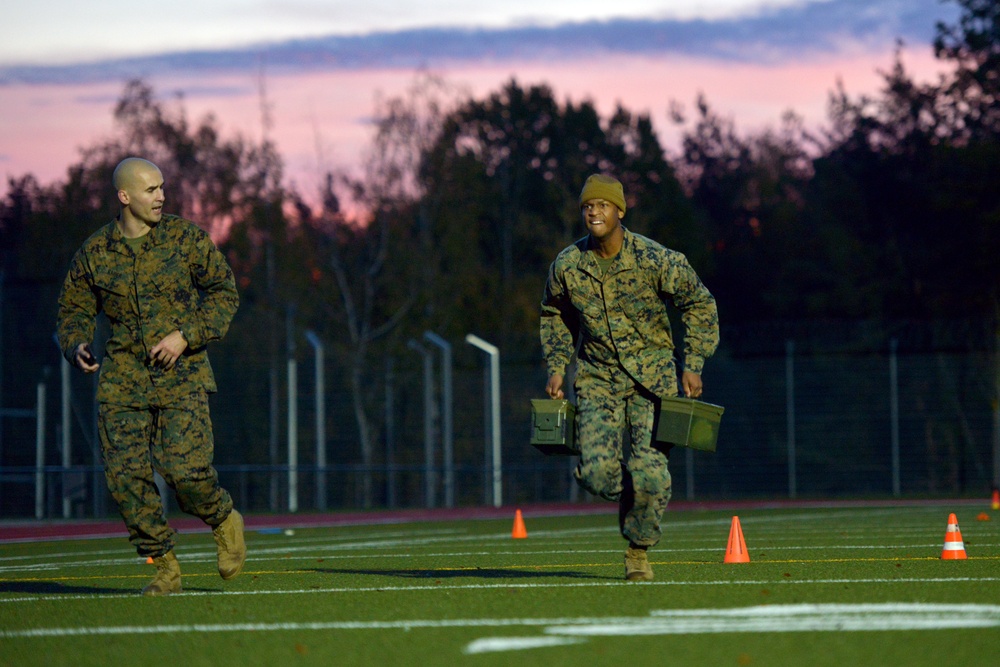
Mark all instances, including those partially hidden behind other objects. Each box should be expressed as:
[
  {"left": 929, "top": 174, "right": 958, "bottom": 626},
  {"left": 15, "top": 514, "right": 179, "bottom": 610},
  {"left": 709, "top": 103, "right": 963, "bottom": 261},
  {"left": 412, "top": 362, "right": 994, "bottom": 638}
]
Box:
[{"left": 2, "top": 0, "right": 998, "bottom": 500}]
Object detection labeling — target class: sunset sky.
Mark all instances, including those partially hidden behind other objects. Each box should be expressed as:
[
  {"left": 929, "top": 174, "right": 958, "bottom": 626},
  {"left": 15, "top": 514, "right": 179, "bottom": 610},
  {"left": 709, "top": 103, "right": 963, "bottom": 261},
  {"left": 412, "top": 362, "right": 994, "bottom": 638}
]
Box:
[{"left": 0, "top": 0, "right": 960, "bottom": 198}]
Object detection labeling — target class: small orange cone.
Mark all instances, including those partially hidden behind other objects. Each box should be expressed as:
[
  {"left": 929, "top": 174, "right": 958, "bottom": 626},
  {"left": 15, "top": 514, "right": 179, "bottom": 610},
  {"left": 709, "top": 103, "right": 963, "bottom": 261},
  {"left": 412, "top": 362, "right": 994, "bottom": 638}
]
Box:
[
  {"left": 991, "top": 488, "right": 999, "bottom": 511},
  {"left": 146, "top": 556, "right": 154, "bottom": 564},
  {"left": 724, "top": 516, "right": 750, "bottom": 563},
  {"left": 511, "top": 509, "right": 528, "bottom": 539},
  {"left": 940, "top": 513, "right": 967, "bottom": 560}
]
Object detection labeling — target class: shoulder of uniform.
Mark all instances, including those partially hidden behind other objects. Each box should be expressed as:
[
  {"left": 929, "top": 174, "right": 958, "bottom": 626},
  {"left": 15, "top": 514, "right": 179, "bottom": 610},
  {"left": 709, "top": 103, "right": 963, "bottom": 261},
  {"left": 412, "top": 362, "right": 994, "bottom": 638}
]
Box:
[
  {"left": 160, "top": 214, "right": 212, "bottom": 239},
  {"left": 161, "top": 213, "right": 199, "bottom": 229},
  {"left": 78, "top": 221, "right": 117, "bottom": 254},
  {"left": 629, "top": 232, "right": 687, "bottom": 271},
  {"left": 554, "top": 237, "right": 586, "bottom": 265},
  {"left": 627, "top": 231, "right": 687, "bottom": 266}
]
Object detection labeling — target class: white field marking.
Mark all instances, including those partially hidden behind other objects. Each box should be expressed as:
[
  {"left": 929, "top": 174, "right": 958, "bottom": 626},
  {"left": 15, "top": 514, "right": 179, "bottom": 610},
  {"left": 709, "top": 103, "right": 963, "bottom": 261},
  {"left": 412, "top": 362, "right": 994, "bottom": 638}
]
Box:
[
  {"left": 3, "top": 603, "right": 999, "bottom": 641},
  {"left": 464, "top": 603, "right": 1000, "bottom": 653},
  {"left": 238, "top": 529, "right": 467, "bottom": 547},
  {"left": 5, "top": 535, "right": 999, "bottom": 575},
  {"left": 550, "top": 603, "right": 1000, "bottom": 636},
  {"left": 0, "top": 529, "right": 557, "bottom": 573},
  {"left": 1, "top": 506, "right": 963, "bottom": 561},
  {"left": 1, "top": 508, "right": 990, "bottom": 573},
  {"left": 1, "top": 539, "right": 980, "bottom": 575},
  {"left": 3, "top": 576, "right": 999, "bottom": 604},
  {"left": 160, "top": 541, "right": 973, "bottom": 569},
  {"left": 0, "top": 527, "right": 468, "bottom": 565},
  {"left": 464, "top": 636, "right": 587, "bottom": 654},
  {"left": 0, "top": 505, "right": 959, "bottom": 562},
  {"left": 0, "top": 547, "right": 140, "bottom": 563}
]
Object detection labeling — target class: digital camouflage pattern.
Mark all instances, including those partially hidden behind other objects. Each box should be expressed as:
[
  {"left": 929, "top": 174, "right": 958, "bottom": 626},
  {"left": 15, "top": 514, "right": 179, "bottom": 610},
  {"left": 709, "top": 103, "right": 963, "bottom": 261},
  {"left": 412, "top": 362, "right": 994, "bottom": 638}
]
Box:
[
  {"left": 574, "top": 363, "right": 670, "bottom": 546},
  {"left": 540, "top": 228, "right": 719, "bottom": 396},
  {"left": 100, "top": 394, "right": 233, "bottom": 557},
  {"left": 56, "top": 214, "right": 239, "bottom": 407},
  {"left": 57, "top": 213, "right": 238, "bottom": 557},
  {"left": 540, "top": 228, "right": 718, "bottom": 547}
]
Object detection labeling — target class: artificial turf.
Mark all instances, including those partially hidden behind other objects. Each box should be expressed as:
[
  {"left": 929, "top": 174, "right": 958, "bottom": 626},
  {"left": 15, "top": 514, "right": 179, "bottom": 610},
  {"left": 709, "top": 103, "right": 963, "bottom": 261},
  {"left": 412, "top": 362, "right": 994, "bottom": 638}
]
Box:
[{"left": 1, "top": 502, "right": 998, "bottom": 666}]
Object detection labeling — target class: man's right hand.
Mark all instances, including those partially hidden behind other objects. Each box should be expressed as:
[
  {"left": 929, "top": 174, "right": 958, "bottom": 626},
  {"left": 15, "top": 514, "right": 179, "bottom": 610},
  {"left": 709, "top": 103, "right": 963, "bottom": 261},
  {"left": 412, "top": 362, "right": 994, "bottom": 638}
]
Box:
[
  {"left": 74, "top": 343, "right": 99, "bottom": 373},
  {"left": 546, "top": 374, "right": 565, "bottom": 399}
]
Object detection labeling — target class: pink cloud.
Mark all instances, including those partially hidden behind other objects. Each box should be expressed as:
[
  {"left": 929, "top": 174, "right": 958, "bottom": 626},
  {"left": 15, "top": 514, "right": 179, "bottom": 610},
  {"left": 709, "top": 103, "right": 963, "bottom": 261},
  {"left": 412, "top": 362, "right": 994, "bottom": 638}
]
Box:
[{"left": 0, "top": 46, "right": 948, "bottom": 200}]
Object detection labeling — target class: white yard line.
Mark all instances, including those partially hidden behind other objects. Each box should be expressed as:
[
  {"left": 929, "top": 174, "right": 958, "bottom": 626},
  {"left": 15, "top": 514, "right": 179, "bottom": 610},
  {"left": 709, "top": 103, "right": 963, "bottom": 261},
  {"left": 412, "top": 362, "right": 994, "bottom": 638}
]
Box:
[
  {"left": 466, "top": 602, "right": 1000, "bottom": 653},
  {"left": 3, "top": 575, "right": 999, "bottom": 604},
  {"left": 3, "top": 603, "right": 999, "bottom": 642},
  {"left": 5, "top": 536, "right": 997, "bottom": 573}
]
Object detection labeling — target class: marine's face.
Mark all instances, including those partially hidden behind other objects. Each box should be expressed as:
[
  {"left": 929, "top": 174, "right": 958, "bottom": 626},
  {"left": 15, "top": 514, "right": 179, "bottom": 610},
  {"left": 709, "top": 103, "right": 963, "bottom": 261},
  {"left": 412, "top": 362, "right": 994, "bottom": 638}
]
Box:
[
  {"left": 119, "top": 165, "right": 165, "bottom": 226},
  {"left": 581, "top": 198, "right": 624, "bottom": 240}
]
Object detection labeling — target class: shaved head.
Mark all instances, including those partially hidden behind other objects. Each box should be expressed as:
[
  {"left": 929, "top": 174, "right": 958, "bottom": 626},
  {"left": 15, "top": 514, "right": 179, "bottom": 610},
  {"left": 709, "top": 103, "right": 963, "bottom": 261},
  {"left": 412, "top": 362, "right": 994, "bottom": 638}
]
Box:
[
  {"left": 112, "top": 157, "right": 165, "bottom": 231},
  {"left": 113, "top": 157, "right": 161, "bottom": 192}
]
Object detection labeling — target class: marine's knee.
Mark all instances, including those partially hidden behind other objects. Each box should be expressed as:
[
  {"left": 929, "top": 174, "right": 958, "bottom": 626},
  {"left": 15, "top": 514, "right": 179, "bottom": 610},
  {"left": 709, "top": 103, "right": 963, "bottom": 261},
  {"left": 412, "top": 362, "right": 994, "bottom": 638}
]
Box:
[
  {"left": 575, "top": 458, "right": 623, "bottom": 499},
  {"left": 628, "top": 458, "right": 671, "bottom": 497}
]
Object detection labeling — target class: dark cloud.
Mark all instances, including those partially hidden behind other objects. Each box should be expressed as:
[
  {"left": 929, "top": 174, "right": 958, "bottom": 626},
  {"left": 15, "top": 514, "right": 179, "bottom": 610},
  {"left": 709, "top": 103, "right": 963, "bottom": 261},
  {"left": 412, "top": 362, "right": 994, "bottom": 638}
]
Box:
[{"left": 0, "top": 0, "right": 959, "bottom": 85}]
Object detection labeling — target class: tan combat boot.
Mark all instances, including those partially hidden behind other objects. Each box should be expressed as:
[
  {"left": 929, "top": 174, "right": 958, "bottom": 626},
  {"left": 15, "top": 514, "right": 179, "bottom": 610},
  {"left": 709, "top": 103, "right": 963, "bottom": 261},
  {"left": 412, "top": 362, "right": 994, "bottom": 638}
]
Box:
[
  {"left": 213, "top": 509, "right": 247, "bottom": 580},
  {"left": 624, "top": 545, "right": 654, "bottom": 582},
  {"left": 141, "top": 550, "right": 182, "bottom": 596}
]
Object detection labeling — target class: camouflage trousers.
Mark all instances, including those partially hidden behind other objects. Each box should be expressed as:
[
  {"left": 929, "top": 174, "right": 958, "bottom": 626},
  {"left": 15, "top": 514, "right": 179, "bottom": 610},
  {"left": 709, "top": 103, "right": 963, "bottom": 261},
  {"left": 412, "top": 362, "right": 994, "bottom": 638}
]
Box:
[
  {"left": 574, "top": 363, "right": 672, "bottom": 547},
  {"left": 98, "top": 392, "right": 233, "bottom": 557}
]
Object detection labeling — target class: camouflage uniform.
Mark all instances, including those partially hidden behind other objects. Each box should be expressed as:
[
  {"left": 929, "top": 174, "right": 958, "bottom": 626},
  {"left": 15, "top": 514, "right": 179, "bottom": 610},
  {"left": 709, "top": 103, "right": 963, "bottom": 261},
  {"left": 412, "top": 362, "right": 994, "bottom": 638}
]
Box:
[
  {"left": 540, "top": 228, "right": 719, "bottom": 546},
  {"left": 57, "top": 214, "right": 239, "bottom": 557}
]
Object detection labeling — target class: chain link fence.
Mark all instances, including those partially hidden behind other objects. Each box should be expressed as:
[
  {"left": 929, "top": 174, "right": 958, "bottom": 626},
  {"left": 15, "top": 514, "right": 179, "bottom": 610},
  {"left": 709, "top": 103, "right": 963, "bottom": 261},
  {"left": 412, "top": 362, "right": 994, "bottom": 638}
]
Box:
[{"left": 2, "top": 314, "right": 998, "bottom": 519}]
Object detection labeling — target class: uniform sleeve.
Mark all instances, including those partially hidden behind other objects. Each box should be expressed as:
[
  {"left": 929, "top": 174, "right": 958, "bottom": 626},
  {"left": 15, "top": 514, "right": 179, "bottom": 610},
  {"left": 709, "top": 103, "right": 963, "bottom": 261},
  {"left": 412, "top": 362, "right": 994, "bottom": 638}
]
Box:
[
  {"left": 539, "top": 260, "right": 577, "bottom": 378},
  {"left": 663, "top": 254, "right": 719, "bottom": 374},
  {"left": 55, "top": 250, "right": 97, "bottom": 363},
  {"left": 181, "top": 233, "right": 239, "bottom": 349}
]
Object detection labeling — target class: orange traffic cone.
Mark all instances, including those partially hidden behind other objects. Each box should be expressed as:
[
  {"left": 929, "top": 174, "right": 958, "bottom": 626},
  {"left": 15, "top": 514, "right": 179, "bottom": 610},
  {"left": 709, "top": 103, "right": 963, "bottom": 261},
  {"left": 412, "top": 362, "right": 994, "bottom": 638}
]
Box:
[
  {"left": 511, "top": 509, "right": 528, "bottom": 539},
  {"left": 991, "top": 488, "right": 999, "bottom": 511},
  {"left": 724, "top": 516, "right": 750, "bottom": 563},
  {"left": 146, "top": 556, "right": 154, "bottom": 564},
  {"left": 940, "top": 513, "right": 967, "bottom": 560}
]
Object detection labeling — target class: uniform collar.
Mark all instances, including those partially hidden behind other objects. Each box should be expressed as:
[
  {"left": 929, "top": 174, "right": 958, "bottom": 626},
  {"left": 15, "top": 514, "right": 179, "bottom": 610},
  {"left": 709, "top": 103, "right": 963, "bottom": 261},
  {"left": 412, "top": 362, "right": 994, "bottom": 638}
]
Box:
[
  {"left": 577, "top": 227, "right": 636, "bottom": 277},
  {"left": 103, "top": 216, "right": 166, "bottom": 254}
]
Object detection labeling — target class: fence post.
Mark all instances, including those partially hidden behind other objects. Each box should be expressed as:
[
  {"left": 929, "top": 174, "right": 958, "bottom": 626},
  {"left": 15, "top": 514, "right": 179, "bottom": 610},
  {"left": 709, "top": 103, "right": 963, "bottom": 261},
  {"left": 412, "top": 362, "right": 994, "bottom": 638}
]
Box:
[
  {"left": 890, "top": 338, "right": 901, "bottom": 497},
  {"left": 466, "top": 334, "right": 502, "bottom": 508},
  {"left": 35, "top": 382, "right": 46, "bottom": 519},
  {"left": 786, "top": 339, "right": 796, "bottom": 499},
  {"left": 305, "top": 331, "right": 326, "bottom": 511},
  {"left": 286, "top": 306, "right": 298, "bottom": 513},
  {"left": 408, "top": 340, "right": 436, "bottom": 509},
  {"left": 385, "top": 357, "right": 397, "bottom": 509},
  {"left": 424, "top": 331, "right": 454, "bottom": 508},
  {"left": 61, "top": 358, "right": 72, "bottom": 518}
]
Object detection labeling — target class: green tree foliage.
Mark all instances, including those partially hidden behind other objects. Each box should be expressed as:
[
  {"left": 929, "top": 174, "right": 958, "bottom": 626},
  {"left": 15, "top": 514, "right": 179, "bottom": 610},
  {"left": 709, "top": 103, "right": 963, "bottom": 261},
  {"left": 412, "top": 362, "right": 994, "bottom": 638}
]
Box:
[
  {"left": 934, "top": 0, "right": 1000, "bottom": 139},
  {"left": 4, "top": 0, "right": 1000, "bottom": 505},
  {"left": 669, "top": 96, "right": 815, "bottom": 322},
  {"left": 0, "top": 79, "right": 296, "bottom": 471},
  {"left": 806, "top": 0, "right": 1000, "bottom": 321},
  {"left": 419, "top": 79, "right": 698, "bottom": 350}
]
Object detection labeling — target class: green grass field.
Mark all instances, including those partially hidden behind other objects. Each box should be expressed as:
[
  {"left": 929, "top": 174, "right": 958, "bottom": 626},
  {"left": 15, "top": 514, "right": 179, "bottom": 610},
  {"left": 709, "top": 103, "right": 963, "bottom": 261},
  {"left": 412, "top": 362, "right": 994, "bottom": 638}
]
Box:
[{"left": 2, "top": 502, "right": 999, "bottom": 666}]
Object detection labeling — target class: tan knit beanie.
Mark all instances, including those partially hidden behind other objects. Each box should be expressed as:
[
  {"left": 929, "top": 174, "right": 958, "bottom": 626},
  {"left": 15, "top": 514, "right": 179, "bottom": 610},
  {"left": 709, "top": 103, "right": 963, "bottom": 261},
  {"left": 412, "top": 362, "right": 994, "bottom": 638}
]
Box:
[{"left": 579, "top": 174, "right": 626, "bottom": 214}]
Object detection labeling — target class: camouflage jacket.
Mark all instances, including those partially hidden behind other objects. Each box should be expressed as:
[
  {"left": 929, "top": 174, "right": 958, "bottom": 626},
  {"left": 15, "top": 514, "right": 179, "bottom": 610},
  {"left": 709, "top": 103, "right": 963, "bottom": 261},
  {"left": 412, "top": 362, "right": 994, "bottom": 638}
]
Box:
[
  {"left": 540, "top": 229, "right": 719, "bottom": 399},
  {"left": 56, "top": 214, "right": 239, "bottom": 406}
]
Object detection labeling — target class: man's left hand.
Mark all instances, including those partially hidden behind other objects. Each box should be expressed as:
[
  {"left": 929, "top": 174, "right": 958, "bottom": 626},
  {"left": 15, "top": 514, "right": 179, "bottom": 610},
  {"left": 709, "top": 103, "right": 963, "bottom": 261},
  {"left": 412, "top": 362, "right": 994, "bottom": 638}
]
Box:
[
  {"left": 681, "top": 371, "right": 703, "bottom": 399},
  {"left": 149, "top": 330, "right": 188, "bottom": 370}
]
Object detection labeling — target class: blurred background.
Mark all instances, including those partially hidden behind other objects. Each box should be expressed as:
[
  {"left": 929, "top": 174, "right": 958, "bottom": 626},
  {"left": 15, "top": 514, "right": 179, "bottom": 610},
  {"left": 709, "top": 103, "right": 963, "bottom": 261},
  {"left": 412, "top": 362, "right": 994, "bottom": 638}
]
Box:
[{"left": 2, "top": 0, "right": 998, "bottom": 519}]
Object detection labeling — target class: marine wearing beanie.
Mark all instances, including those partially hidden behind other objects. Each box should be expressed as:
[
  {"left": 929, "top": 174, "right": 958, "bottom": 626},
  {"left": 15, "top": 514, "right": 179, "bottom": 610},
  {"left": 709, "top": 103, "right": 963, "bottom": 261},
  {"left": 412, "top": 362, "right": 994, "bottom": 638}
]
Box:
[{"left": 579, "top": 174, "right": 626, "bottom": 214}]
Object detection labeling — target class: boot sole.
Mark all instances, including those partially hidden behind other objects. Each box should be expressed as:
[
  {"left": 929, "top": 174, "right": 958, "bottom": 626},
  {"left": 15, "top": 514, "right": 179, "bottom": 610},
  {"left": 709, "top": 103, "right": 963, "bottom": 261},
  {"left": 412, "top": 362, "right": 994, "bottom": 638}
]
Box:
[{"left": 220, "top": 559, "right": 245, "bottom": 581}]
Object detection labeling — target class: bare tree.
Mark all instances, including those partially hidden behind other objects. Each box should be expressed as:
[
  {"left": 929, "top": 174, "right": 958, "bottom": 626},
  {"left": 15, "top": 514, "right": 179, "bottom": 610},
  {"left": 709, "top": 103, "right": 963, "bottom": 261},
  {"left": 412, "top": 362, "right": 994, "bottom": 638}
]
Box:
[{"left": 312, "top": 73, "right": 457, "bottom": 508}]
